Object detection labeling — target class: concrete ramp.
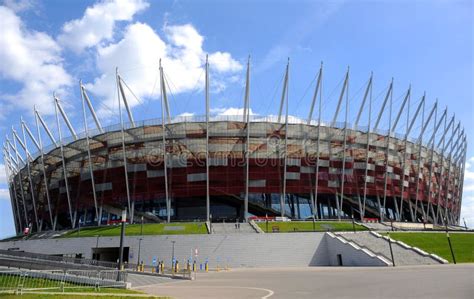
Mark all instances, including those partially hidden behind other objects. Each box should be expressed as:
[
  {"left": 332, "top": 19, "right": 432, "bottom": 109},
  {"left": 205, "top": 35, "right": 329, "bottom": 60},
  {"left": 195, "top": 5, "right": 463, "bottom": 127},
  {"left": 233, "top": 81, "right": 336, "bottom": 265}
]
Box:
[
  {"left": 336, "top": 231, "right": 446, "bottom": 265},
  {"left": 325, "top": 232, "right": 390, "bottom": 266}
]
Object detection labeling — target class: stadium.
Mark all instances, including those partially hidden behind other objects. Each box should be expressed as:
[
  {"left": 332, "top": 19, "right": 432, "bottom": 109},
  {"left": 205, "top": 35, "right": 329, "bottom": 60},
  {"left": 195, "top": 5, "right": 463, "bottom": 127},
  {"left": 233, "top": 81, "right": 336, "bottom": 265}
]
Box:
[{"left": 2, "top": 59, "right": 467, "bottom": 234}]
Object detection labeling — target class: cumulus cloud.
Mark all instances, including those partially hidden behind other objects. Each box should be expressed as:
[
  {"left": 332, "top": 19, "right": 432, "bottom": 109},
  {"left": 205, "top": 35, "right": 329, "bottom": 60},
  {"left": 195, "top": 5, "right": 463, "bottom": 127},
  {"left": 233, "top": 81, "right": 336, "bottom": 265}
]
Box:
[
  {"left": 0, "top": 5, "right": 71, "bottom": 115},
  {"left": 58, "top": 0, "right": 149, "bottom": 53},
  {"left": 208, "top": 52, "right": 243, "bottom": 73},
  {"left": 2, "top": 0, "right": 35, "bottom": 12},
  {"left": 177, "top": 112, "right": 194, "bottom": 117},
  {"left": 211, "top": 107, "right": 255, "bottom": 116},
  {"left": 86, "top": 22, "right": 242, "bottom": 116}
]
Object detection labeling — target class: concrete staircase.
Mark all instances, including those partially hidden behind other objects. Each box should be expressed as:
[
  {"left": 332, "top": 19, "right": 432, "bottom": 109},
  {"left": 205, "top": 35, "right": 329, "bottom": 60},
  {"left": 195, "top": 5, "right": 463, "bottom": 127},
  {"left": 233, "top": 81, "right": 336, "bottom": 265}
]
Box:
[
  {"left": 336, "top": 232, "right": 444, "bottom": 265},
  {"left": 210, "top": 222, "right": 257, "bottom": 234},
  {"left": 361, "top": 222, "right": 392, "bottom": 231}
]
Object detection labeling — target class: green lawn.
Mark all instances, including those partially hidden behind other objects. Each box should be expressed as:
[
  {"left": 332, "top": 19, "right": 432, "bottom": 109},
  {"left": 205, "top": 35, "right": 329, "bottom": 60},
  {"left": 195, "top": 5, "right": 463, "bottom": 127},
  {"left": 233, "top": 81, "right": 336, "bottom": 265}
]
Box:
[
  {"left": 0, "top": 294, "right": 162, "bottom": 299},
  {"left": 60, "top": 222, "right": 208, "bottom": 238},
  {"left": 257, "top": 221, "right": 367, "bottom": 233},
  {"left": 0, "top": 274, "right": 162, "bottom": 298},
  {"left": 386, "top": 232, "right": 474, "bottom": 263},
  {"left": 0, "top": 274, "right": 75, "bottom": 289},
  {"left": 0, "top": 274, "right": 141, "bottom": 293}
]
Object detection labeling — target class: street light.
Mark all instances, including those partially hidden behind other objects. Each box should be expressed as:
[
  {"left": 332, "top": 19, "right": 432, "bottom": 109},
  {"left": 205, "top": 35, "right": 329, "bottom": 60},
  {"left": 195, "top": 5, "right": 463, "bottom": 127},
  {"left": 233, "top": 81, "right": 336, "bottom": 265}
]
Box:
[
  {"left": 350, "top": 206, "right": 355, "bottom": 233},
  {"left": 387, "top": 232, "right": 395, "bottom": 267},
  {"left": 117, "top": 210, "right": 127, "bottom": 281},
  {"left": 171, "top": 240, "right": 176, "bottom": 268},
  {"left": 210, "top": 214, "right": 213, "bottom": 234},
  {"left": 265, "top": 213, "right": 269, "bottom": 233},
  {"left": 137, "top": 238, "right": 143, "bottom": 267},
  {"left": 444, "top": 217, "right": 456, "bottom": 264}
]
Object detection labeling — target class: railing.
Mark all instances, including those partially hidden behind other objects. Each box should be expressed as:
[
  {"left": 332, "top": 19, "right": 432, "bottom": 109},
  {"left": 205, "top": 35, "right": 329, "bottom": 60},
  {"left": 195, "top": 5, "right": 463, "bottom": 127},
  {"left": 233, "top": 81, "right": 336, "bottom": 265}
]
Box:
[
  {"left": 0, "top": 269, "right": 126, "bottom": 294},
  {"left": 0, "top": 249, "right": 117, "bottom": 269},
  {"left": 11, "top": 114, "right": 447, "bottom": 175},
  {"left": 128, "top": 262, "right": 197, "bottom": 279}
]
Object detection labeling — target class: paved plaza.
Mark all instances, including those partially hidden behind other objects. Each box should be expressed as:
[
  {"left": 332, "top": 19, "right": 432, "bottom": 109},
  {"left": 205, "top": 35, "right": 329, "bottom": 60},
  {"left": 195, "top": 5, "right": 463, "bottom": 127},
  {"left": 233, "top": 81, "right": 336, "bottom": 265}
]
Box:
[{"left": 135, "top": 264, "right": 474, "bottom": 299}]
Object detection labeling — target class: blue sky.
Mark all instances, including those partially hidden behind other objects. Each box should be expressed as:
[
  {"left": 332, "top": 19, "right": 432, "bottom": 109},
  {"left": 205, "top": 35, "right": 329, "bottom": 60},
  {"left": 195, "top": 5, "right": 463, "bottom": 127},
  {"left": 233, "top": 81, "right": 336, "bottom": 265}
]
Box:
[{"left": 0, "top": 0, "right": 472, "bottom": 238}]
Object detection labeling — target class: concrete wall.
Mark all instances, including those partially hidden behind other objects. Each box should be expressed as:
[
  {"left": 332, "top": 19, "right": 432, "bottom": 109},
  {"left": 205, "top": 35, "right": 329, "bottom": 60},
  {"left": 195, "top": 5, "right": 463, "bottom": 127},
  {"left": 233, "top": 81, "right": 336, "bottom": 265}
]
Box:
[
  {"left": 325, "top": 233, "right": 389, "bottom": 266},
  {"left": 0, "top": 232, "right": 387, "bottom": 268},
  {"left": 0, "top": 233, "right": 327, "bottom": 268}
]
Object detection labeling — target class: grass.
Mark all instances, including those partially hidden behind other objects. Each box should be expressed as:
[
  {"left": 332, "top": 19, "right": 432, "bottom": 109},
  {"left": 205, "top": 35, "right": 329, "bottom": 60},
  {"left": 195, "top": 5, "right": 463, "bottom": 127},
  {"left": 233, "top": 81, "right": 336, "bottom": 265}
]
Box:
[
  {"left": 0, "top": 275, "right": 141, "bottom": 292},
  {"left": 0, "top": 275, "right": 76, "bottom": 289},
  {"left": 256, "top": 221, "right": 367, "bottom": 233},
  {"left": 0, "top": 274, "right": 162, "bottom": 298},
  {"left": 385, "top": 232, "right": 474, "bottom": 263},
  {"left": 60, "top": 222, "right": 208, "bottom": 238},
  {"left": 0, "top": 294, "right": 163, "bottom": 299}
]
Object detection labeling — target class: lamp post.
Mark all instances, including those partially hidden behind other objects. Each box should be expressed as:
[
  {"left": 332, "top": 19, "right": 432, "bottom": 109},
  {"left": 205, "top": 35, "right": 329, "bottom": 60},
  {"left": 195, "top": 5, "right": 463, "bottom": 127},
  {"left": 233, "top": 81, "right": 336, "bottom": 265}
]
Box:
[
  {"left": 171, "top": 240, "right": 176, "bottom": 268},
  {"left": 117, "top": 210, "right": 126, "bottom": 281},
  {"left": 351, "top": 213, "right": 356, "bottom": 233},
  {"left": 137, "top": 238, "right": 143, "bottom": 267},
  {"left": 209, "top": 214, "right": 213, "bottom": 234},
  {"left": 444, "top": 217, "right": 456, "bottom": 264},
  {"left": 266, "top": 213, "right": 269, "bottom": 233},
  {"left": 387, "top": 232, "right": 395, "bottom": 267}
]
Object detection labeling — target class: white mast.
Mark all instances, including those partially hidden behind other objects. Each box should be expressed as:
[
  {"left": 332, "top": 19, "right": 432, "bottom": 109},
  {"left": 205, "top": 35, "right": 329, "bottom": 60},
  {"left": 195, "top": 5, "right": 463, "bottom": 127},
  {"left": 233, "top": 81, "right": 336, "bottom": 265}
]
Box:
[
  {"left": 80, "top": 80, "right": 100, "bottom": 226},
  {"left": 244, "top": 56, "right": 251, "bottom": 221},
  {"left": 205, "top": 55, "right": 210, "bottom": 223},
  {"left": 54, "top": 95, "right": 75, "bottom": 228},
  {"left": 159, "top": 59, "right": 171, "bottom": 223},
  {"left": 116, "top": 68, "right": 132, "bottom": 221}
]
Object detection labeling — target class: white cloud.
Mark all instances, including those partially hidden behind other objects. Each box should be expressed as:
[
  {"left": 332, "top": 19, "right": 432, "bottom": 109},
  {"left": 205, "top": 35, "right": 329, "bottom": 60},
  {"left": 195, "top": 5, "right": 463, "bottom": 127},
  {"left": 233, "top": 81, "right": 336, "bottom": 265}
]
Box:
[
  {"left": 58, "top": 0, "right": 149, "bottom": 53},
  {"left": 208, "top": 52, "right": 243, "bottom": 73},
  {"left": 2, "top": 0, "right": 35, "bottom": 12},
  {"left": 86, "top": 22, "right": 242, "bottom": 116},
  {"left": 177, "top": 112, "right": 194, "bottom": 117},
  {"left": 0, "top": 6, "right": 71, "bottom": 115},
  {"left": 211, "top": 107, "right": 255, "bottom": 116},
  {"left": 461, "top": 156, "right": 474, "bottom": 228}
]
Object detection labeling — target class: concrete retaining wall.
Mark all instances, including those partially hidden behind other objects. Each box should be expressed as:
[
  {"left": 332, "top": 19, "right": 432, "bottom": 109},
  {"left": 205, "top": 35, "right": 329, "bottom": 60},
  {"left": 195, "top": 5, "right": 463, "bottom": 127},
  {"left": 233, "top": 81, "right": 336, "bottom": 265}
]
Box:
[
  {"left": 325, "top": 233, "right": 390, "bottom": 266},
  {"left": 0, "top": 232, "right": 388, "bottom": 268}
]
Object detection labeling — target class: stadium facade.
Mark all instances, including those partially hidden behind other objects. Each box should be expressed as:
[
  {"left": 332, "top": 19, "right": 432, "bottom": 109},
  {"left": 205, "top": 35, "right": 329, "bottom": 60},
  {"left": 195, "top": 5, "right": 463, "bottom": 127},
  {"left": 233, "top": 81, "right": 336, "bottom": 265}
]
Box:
[{"left": 2, "top": 59, "right": 467, "bottom": 233}]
